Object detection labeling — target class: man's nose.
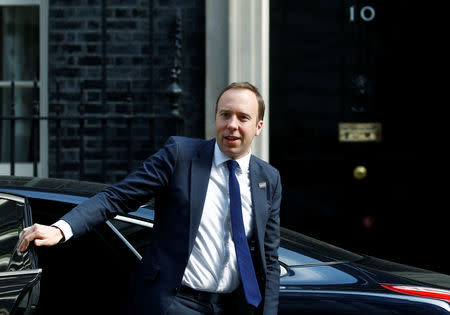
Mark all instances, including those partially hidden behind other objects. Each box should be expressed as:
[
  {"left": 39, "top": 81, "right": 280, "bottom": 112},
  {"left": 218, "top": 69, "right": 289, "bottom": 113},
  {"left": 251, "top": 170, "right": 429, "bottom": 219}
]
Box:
[{"left": 227, "top": 115, "right": 238, "bottom": 129}]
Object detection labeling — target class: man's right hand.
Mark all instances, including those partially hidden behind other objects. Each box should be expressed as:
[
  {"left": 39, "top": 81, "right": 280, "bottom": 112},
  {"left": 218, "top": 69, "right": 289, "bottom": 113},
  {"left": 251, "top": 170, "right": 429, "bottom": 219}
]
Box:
[{"left": 18, "top": 223, "right": 64, "bottom": 252}]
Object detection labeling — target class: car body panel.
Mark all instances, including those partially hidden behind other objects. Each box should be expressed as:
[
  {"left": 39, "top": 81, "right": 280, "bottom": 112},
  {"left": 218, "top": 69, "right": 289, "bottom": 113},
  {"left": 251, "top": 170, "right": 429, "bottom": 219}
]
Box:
[
  {"left": 280, "top": 264, "right": 359, "bottom": 286},
  {"left": 279, "top": 289, "right": 450, "bottom": 314}
]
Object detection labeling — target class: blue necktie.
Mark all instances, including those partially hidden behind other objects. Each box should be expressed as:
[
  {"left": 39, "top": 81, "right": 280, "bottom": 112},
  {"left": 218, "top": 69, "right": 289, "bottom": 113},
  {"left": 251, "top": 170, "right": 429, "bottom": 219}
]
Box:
[{"left": 227, "top": 160, "right": 262, "bottom": 307}]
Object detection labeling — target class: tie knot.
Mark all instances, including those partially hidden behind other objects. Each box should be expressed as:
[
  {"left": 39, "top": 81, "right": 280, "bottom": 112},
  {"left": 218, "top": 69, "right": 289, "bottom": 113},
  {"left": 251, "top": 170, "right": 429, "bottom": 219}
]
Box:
[{"left": 227, "top": 159, "right": 239, "bottom": 173}]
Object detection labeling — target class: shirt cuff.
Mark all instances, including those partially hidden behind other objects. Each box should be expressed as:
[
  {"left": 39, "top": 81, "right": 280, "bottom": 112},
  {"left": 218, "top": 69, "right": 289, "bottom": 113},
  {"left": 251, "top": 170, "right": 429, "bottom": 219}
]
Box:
[{"left": 52, "top": 220, "right": 73, "bottom": 242}]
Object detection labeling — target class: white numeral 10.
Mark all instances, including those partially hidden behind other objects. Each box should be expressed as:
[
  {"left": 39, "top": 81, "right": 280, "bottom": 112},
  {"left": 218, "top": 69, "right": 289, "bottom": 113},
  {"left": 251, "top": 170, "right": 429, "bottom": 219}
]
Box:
[{"left": 349, "top": 5, "right": 376, "bottom": 22}]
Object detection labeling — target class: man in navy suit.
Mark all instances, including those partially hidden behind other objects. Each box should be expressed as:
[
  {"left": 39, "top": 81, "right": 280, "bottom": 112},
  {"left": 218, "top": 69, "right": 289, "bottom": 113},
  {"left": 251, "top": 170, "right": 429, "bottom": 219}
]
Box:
[{"left": 19, "top": 82, "right": 281, "bottom": 315}]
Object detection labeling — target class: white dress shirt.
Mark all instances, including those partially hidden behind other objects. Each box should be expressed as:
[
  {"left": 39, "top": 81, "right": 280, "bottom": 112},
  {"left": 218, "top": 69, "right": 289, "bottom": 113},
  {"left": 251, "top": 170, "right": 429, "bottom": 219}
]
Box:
[
  {"left": 54, "top": 142, "right": 254, "bottom": 293},
  {"left": 181, "top": 143, "right": 254, "bottom": 292}
]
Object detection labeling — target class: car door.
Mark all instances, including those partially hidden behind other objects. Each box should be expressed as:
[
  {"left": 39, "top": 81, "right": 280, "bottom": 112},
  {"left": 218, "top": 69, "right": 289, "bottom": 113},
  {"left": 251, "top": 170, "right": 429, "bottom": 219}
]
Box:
[{"left": 0, "top": 192, "right": 41, "bottom": 315}]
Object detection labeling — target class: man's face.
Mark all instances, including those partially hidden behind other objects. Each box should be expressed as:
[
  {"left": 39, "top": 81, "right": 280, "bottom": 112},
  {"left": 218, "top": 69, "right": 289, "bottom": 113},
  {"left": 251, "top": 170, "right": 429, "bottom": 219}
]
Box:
[{"left": 215, "top": 88, "right": 263, "bottom": 160}]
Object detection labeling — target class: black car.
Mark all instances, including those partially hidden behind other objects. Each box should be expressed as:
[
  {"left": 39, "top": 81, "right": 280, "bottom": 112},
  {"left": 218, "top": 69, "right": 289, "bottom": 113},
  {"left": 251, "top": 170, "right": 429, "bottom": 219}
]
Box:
[{"left": 0, "top": 176, "right": 449, "bottom": 314}]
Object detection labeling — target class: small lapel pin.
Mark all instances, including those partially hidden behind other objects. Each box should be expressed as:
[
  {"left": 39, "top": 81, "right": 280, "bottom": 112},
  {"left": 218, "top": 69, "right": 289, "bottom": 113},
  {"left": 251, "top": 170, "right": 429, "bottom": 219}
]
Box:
[{"left": 258, "top": 182, "right": 267, "bottom": 189}]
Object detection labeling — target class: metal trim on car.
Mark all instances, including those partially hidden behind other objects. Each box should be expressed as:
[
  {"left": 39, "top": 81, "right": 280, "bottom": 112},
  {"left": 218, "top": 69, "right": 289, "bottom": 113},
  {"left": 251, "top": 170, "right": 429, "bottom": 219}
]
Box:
[
  {"left": 0, "top": 192, "right": 25, "bottom": 203},
  {"left": 114, "top": 215, "right": 154, "bottom": 228},
  {"left": 105, "top": 221, "right": 143, "bottom": 261},
  {"left": 0, "top": 269, "right": 42, "bottom": 278}
]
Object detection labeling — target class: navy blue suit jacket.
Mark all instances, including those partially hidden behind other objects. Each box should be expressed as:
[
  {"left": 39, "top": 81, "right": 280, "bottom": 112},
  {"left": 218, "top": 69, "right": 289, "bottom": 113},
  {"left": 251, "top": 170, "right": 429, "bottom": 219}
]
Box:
[{"left": 61, "top": 136, "right": 281, "bottom": 314}]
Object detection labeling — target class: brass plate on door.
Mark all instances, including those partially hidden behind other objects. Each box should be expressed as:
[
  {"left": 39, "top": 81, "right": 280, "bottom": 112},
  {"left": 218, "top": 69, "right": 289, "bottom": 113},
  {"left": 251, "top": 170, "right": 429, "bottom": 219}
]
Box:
[{"left": 339, "top": 123, "right": 382, "bottom": 142}]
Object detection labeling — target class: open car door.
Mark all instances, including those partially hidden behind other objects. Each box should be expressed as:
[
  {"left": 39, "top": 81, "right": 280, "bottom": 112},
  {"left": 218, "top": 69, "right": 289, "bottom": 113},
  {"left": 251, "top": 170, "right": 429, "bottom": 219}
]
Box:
[{"left": 0, "top": 192, "right": 41, "bottom": 315}]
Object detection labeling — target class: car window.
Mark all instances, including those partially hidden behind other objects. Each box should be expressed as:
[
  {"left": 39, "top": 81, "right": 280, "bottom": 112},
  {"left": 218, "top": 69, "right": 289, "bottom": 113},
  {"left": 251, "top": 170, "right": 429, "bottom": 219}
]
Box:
[
  {"left": 109, "top": 205, "right": 155, "bottom": 256},
  {"left": 0, "top": 193, "right": 33, "bottom": 272},
  {"left": 108, "top": 218, "right": 153, "bottom": 256}
]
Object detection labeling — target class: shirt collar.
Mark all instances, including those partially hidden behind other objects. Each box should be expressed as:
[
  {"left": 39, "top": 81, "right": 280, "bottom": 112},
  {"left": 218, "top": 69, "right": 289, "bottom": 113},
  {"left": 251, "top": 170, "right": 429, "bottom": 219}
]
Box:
[{"left": 214, "top": 142, "right": 251, "bottom": 173}]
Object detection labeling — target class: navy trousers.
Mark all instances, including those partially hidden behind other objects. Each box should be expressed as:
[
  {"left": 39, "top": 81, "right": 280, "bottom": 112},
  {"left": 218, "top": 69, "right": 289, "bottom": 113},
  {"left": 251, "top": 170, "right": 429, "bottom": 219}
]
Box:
[{"left": 165, "top": 286, "right": 255, "bottom": 315}]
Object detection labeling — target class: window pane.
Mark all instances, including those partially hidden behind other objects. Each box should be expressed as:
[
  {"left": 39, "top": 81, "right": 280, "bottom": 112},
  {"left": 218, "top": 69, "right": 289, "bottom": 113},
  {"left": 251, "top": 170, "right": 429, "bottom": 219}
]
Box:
[
  {"left": 109, "top": 219, "right": 153, "bottom": 255},
  {"left": 0, "top": 197, "right": 24, "bottom": 271},
  {"left": 0, "top": 6, "right": 39, "bottom": 163},
  {"left": 0, "top": 6, "right": 39, "bottom": 80}
]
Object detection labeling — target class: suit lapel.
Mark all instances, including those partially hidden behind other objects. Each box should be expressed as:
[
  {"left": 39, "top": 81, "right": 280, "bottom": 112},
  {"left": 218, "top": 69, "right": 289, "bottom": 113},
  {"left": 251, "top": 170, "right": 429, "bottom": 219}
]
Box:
[
  {"left": 188, "top": 139, "right": 215, "bottom": 252},
  {"left": 249, "top": 156, "right": 267, "bottom": 260}
]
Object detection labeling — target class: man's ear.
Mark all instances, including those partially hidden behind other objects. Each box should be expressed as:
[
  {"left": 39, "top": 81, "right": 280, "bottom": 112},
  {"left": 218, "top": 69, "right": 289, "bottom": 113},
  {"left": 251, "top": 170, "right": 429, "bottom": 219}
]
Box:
[{"left": 255, "top": 120, "right": 263, "bottom": 136}]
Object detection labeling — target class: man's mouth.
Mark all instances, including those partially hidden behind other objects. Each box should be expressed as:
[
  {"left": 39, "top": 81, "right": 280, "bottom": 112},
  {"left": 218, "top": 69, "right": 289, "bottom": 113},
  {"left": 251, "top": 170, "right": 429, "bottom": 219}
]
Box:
[{"left": 224, "top": 136, "right": 240, "bottom": 142}]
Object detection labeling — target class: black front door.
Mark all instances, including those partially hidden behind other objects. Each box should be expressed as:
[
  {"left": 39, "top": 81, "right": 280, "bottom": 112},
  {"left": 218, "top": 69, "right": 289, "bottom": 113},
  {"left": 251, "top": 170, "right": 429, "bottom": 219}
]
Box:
[{"left": 270, "top": 0, "right": 445, "bottom": 273}]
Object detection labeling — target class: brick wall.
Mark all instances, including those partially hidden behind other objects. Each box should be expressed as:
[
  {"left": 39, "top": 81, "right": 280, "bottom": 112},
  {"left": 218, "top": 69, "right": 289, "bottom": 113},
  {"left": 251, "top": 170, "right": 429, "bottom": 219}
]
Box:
[{"left": 48, "top": 0, "right": 205, "bottom": 183}]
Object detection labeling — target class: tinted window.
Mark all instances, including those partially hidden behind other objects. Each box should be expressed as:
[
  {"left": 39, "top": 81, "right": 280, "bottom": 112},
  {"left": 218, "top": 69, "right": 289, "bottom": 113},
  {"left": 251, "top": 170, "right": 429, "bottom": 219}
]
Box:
[
  {"left": 109, "top": 219, "right": 153, "bottom": 255},
  {"left": 0, "top": 195, "right": 25, "bottom": 271}
]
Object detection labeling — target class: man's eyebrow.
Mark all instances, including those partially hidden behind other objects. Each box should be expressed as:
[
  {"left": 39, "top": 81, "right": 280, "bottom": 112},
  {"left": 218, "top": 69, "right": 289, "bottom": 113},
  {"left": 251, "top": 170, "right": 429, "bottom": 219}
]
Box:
[
  {"left": 217, "top": 107, "right": 254, "bottom": 120},
  {"left": 238, "top": 111, "right": 252, "bottom": 118}
]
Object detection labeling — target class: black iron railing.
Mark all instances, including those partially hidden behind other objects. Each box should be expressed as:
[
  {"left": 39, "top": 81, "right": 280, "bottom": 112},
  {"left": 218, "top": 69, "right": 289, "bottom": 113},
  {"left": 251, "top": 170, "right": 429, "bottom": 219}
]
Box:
[{"left": 0, "top": 78, "right": 183, "bottom": 181}]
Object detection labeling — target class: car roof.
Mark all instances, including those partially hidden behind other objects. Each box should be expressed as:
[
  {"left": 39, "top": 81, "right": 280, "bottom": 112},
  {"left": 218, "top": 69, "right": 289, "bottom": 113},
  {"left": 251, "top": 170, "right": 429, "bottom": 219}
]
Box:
[
  {"left": 0, "top": 176, "right": 109, "bottom": 197},
  {"left": 0, "top": 175, "right": 155, "bottom": 220}
]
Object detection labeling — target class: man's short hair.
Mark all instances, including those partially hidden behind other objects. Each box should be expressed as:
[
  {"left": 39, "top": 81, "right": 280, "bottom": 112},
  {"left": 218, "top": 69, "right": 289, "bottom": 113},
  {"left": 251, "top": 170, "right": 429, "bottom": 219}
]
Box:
[{"left": 215, "top": 82, "right": 265, "bottom": 121}]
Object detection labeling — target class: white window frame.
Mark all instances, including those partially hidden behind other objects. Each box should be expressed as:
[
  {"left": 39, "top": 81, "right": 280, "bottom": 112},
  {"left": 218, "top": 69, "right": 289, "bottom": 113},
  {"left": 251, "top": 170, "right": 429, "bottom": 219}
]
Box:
[{"left": 0, "top": 0, "right": 48, "bottom": 177}]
